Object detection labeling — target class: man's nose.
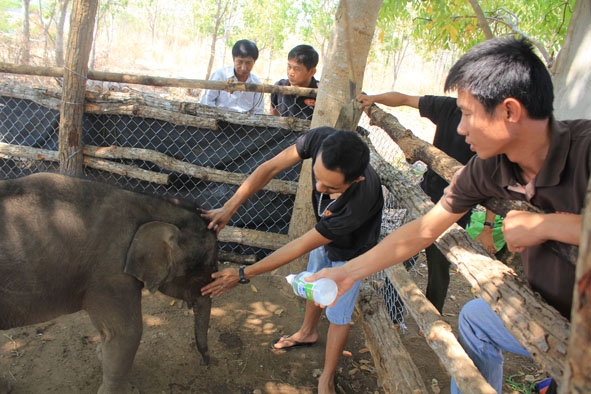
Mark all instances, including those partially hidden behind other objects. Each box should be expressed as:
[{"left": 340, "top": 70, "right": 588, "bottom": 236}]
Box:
[
  {"left": 315, "top": 182, "right": 328, "bottom": 194},
  {"left": 456, "top": 121, "right": 467, "bottom": 136}
]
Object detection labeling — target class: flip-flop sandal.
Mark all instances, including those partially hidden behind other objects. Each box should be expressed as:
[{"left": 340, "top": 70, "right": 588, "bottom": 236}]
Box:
[{"left": 272, "top": 335, "right": 316, "bottom": 351}]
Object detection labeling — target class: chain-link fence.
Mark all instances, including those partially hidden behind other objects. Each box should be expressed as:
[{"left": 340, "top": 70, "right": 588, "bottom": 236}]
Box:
[
  {"left": 0, "top": 83, "right": 424, "bottom": 328},
  {"left": 359, "top": 113, "right": 427, "bottom": 330},
  {"left": 0, "top": 91, "right": 304, "bottom": 260}
]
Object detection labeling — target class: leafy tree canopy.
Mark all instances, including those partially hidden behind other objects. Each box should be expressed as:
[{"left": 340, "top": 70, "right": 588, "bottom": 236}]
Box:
[{"left": 378, "top": 0, "right": 573, "bottom": 65}]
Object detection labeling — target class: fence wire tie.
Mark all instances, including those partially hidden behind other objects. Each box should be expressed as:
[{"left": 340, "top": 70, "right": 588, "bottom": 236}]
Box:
[
  {"left": 66, "top": 149, "right": 83, "bottom": 161},
  {"left": 64, "top": 66, "right": 88, "bottom": 80},
  {"left": 61, "top": 100, "right": 85, "bottom": 106}
]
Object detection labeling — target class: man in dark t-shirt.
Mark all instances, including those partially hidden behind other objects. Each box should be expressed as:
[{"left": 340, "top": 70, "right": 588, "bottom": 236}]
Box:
[
  {"left": 357, "top": 92, "right": 500, "bottom": 313},
  {"left": 270, "top": 44, "right": 319, "bottom": 120},
  {"left": 271, "top": 77, "right": 319, "bottom": 119},
  {"left": 201, "top": 127, "right": 383, "bottom": 394}
]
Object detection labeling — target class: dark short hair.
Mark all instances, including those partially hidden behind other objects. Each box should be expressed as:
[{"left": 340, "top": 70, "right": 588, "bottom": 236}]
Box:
[
  {"left": 444, "top": 37, "right": 553, "bottom": 119},
  {"left": 318, "top": 129, "right": 369, "bottom": 183},
  {"left": 288, "top": 44, "right": 319, "bottom": 71},
  {"left": 232, "top": 39, "right": 259, "bottom": 61}
]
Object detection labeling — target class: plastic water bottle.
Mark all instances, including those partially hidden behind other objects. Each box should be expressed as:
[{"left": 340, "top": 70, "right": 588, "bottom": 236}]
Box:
[{"left": 285, "top": 271, "right": 338, "bottom": 306}]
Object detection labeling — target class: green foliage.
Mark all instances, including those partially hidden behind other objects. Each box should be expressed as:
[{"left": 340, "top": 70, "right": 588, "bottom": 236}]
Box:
[
  {"left": 0, "top": 0, "right": 24, "bottom": 33},
  {"left": 298, "top": 0, "right": 338, "bottom": 48},
  {"left": 0, "top": 0, "right": 575, "bottom": 77},
  {"left": 376, "top": 0, "right": 573, "bottom": 64},
  {"left": 235, "top": 0, "right": 297, "bottom": 53}
]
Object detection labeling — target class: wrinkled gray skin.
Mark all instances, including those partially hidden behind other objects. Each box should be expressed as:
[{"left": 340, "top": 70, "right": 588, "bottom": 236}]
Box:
[{"left": 0, "top": 173, "right": 218, "bottom": 394}]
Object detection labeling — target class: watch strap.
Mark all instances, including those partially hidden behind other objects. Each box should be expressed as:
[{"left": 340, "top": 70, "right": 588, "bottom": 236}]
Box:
[
  {"left": 483, "top": 221, "right": 495, "bottom": 228},
  {"left": 238, "top": 265, "right": 250, "bottom": 284}
]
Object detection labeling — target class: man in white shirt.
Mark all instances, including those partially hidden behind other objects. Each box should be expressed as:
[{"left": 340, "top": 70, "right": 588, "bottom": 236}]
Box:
[{"left": 200, "top": 39, "right": 264, "bottom": 114}]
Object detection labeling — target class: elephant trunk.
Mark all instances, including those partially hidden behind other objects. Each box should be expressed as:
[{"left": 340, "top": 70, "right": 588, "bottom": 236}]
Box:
[{"left": 192, "top": 295, "right": 212, "bottom": 365}]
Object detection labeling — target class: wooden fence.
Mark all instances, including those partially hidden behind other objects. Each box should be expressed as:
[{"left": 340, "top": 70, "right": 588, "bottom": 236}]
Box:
[{"left": 0, "top": 68, "right": 588, "bottom": 393}]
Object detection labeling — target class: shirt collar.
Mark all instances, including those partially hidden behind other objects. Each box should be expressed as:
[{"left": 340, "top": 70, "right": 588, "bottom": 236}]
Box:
[
  {"left": 231, "top": 68, "right": 254, "bottom": 83},
  {"left": 495, "top": 118, "right": 569, "bottom": 190}
]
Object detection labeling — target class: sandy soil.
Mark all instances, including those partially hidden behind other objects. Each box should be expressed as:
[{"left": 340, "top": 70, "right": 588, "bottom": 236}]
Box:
[{"left": 1, "top": 251, "right": 545, "bottom": 394}]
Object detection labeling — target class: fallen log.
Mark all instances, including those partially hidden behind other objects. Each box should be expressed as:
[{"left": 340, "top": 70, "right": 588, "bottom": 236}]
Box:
[
  {"left": 0, "top": 62, "right": 318, "bottom": 97},
  {"left": 0, "top": 143, "right": 168, "bottom": 184},
  {"left": 217, "top": 251, "right": 257, "bottom": 265},
  {"left": 0, "top": 82, "right": 311, "bottom": 132},
  {"left": 383, "top": 265, "right": 497, "bottom": 394},
  {"left": 355, "top": 283, "right": 429, "bottom": 394},
  {"left": 84, "top": 145, "right": 297, "bottom": 195},
  {"left": 218, "top": 225, "right": 289, "bottom": 251},
  {"left": 0, "top": 143, "right": 298, "bottom": 195}
]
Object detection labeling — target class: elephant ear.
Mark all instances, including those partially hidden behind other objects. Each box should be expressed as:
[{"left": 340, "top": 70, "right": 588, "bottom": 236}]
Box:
[{"left": 124, "top": 221, "right": 184, "bottom": 293}]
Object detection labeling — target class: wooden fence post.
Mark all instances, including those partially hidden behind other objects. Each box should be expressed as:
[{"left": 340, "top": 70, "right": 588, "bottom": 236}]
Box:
[
  {"left": 59, "top": 0, "right": 98, "bottom": 176},
  {"left": 561, "top": 176, "right": 591, "bottom": 393}
]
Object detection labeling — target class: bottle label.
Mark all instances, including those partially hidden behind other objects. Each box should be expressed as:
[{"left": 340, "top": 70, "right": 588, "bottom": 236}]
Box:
[{"left": 294, "top": 280, "right": 315, "bottom": 301}]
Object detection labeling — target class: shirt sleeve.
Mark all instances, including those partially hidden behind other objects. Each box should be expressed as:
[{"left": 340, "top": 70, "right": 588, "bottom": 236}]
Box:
[
  {"left": 199, "top": 69, "right": 224, "bottom": 107},
  {"left": 199, "top": 89, "right": 218, "bottom": 107},
  {"left": 418, "top": 95, "right": 458, "bottom": 125},
  {"left": 440, "top": 157, "right": 493, "bottom": 214}
]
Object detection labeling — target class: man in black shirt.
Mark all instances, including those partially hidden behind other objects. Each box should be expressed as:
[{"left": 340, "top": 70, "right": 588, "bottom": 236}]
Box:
[
  {"left": 270, "top": 44, "right": 319, "bottom": 120},
  {"left": 358, "top": 92, "right": 500, "bottom": 313},
  {"left": 201, "top": 127, "right": 383, "bottom": 394}
]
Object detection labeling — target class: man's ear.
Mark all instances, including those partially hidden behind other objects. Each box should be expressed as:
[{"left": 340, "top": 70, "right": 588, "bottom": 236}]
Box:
[
  {"left": 309, "top": 67, "right": 317, "bottom": 77},
  {"left": 352, "top": 176, "right": 365, "bottom": 184},
  {"left": 503, "top": 98, "right": 523, "bottom": 122}
]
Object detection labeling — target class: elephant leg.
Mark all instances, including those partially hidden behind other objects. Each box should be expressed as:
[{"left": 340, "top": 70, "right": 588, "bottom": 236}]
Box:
[{"left": 86, "top": 290, "right": 143, "bottom": 394}]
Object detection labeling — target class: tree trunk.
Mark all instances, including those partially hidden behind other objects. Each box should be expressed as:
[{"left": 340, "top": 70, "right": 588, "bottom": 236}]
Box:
[
  {"left": 560, "top": 176, "right": 591, "bottom": 394},
  {"left": 551, "top": 0, "right": 591, "bottom": 120},
  {"left": 20, "top": 0, "right": 30, "bottom": 64},
  {"left": 282, "top": 0, "right": 383, "bottom": 276},
  {"left": 205, "top": 1, "right": 228, "bottom": 80},
  {"left": 59, "top": 0, "right": 98, "bottom": 176},
  {"left": 55, "top": 0, "right": 71, "bottom": 67},
  {"left": 467, "top": 0, "right": 494, "bottom": 40}
]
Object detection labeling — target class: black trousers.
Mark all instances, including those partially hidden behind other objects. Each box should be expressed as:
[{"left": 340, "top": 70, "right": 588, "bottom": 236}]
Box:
[
  {"left": 424, "top": 209, "right": 471, "bottom": 314},
  {"left": 424, "top": 243, "right": 450, "bottom": 313}
]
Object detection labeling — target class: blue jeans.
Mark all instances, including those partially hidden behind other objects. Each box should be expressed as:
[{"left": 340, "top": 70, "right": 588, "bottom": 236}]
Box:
[
  {"left": 307, "top": 246, "right": 361, "bottom": 325},
  {"left": 450, "top": 298, "right": 531, "bottom": 394}
]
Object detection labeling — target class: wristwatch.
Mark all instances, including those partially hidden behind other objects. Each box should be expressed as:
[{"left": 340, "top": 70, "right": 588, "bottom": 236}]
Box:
[
  {"left": 238, "top": 265, "right": 250, "bottom": 284},
  {"left": 483, "top": 221, "right": 495, "bottom": 228}
]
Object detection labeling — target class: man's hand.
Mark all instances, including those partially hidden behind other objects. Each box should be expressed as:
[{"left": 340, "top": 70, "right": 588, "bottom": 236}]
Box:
[
  {"left": 306, "top": 267, "right": 356, "bottom": 307},
  {"left": 502, "top": 210, "right": 545, "bottom": 252},
  {"left": 201, "top": 207, "right": 233, "bottom": 236},
  {"left": 356, "top": 93, "right": 375, "bottom": 110},
  {"left": 474, "top": 226, "right": 497, "bottom": 254},
  {"left": 201, "top": 268, "right": 240, "bottom": 297}
]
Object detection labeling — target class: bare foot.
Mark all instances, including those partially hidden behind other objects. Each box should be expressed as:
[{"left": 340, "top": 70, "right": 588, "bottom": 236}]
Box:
[{"left": 318, "top": 373, "right": 336, "bottom": 394}]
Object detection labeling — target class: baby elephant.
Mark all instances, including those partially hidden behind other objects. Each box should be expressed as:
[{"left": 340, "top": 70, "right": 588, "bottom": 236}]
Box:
[{"left": 0, "top": 173, "right": 218, "bottom": 394}]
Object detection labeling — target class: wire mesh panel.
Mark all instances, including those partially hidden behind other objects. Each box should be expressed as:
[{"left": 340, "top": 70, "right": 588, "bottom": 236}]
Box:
[
  {"left": 1, "top": 90, "right": 428, "bottom": 326},
  {"left": 0, "top": 93, "right": 303, "bottom": 259},
  {"left": 360, "top": 113, "right": 427, "bottom": 330}
]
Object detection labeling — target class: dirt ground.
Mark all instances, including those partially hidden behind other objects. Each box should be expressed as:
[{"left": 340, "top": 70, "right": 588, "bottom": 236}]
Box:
[{"left": 1, "top": 255, "right": 543, "bottom": 394}]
